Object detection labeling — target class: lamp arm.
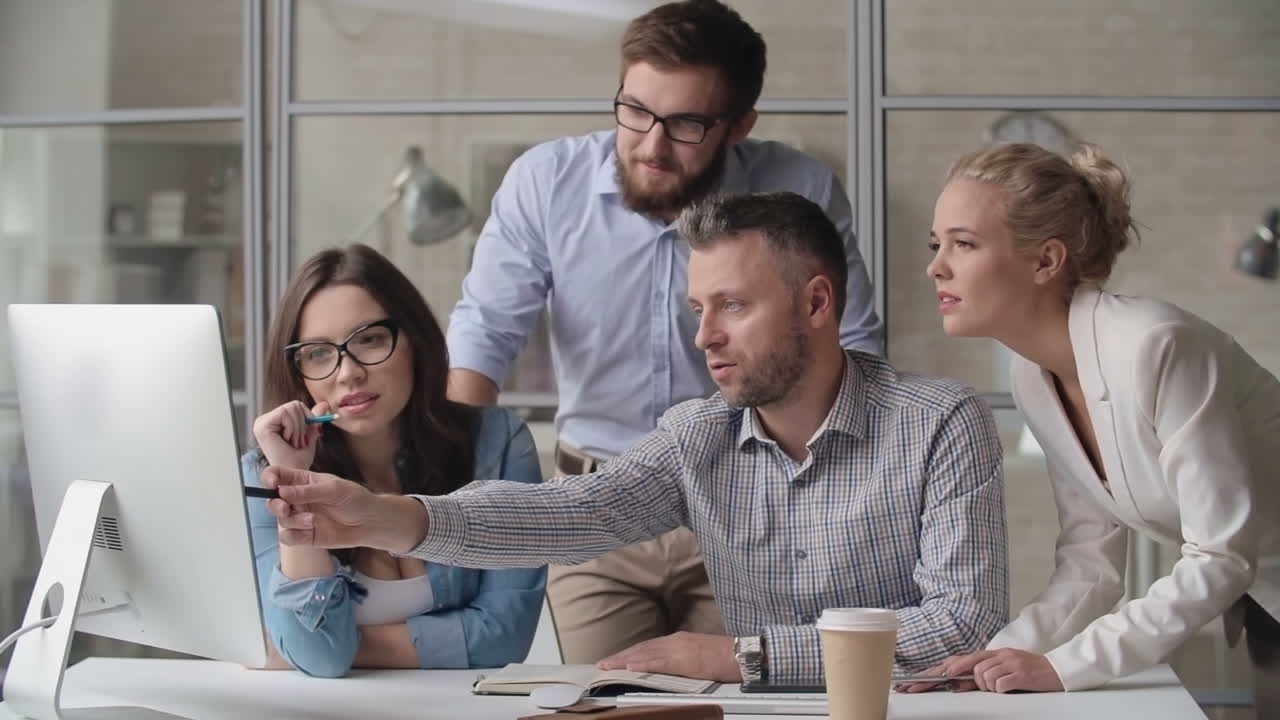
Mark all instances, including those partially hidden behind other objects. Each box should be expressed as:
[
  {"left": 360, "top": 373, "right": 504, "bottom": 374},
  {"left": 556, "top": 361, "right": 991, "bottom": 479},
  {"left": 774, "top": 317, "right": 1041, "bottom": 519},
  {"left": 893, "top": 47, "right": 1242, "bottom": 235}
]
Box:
[{"left": 345, "top": 190, "right": 402, "bottom": 245}]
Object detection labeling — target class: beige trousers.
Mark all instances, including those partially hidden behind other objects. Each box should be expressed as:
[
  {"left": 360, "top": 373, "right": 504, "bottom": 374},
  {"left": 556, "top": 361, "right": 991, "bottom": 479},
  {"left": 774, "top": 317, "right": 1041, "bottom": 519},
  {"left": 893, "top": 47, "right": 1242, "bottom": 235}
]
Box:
[
  {"left": 547, "top": 442, "right": 725, "bottom": 663},
  {"left": 546, "top": 527, "right": 725, "bottom": 663}
]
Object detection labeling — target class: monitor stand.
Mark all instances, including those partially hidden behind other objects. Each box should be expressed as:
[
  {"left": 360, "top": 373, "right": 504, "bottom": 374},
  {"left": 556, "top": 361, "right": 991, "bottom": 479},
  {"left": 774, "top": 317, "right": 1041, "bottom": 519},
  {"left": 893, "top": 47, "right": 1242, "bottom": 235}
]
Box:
[{"left": 5, "top": 479, "right": 188, "bottom": 720}]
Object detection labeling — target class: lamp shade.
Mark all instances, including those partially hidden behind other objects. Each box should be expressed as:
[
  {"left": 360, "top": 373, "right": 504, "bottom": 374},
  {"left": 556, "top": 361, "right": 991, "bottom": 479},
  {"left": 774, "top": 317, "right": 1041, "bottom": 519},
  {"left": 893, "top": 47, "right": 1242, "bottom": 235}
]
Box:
[{"left": 398, "top": 146, "right": 472, "bottom": 246}]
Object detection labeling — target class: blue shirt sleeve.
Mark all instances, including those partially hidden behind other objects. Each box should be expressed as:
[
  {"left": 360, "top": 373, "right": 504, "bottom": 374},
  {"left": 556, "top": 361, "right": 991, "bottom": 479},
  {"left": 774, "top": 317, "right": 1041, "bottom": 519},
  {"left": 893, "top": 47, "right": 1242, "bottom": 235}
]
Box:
[
  {"left": 446, "top": 148, "right": 554, "bottom": 386},
  {"left": 242, "top": 450, "right": 360, "bottom": 678},
  {"left": 407, "top": 408, "right": 548, "bottom": 668}
]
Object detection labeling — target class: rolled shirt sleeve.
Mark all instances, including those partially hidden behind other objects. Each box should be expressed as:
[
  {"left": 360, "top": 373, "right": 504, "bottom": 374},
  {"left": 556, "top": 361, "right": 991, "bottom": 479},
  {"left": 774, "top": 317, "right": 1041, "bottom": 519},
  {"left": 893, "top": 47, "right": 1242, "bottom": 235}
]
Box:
[{"left": 447, "top": 149, "right": 554, "bottom": 386}]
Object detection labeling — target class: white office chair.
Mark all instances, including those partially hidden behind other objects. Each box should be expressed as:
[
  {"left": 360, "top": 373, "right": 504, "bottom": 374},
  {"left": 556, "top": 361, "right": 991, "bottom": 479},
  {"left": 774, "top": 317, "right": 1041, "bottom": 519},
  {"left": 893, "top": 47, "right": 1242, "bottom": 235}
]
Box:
[{"left": 523, "top": 592, "right": 563, "bottom": 664}]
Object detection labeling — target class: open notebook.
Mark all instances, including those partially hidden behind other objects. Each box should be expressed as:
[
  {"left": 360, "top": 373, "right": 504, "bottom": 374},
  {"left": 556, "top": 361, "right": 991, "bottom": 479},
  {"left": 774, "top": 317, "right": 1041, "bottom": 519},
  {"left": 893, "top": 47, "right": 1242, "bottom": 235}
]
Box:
[{"left": 472, "top": 664, "right": 717, "bottom": 696}]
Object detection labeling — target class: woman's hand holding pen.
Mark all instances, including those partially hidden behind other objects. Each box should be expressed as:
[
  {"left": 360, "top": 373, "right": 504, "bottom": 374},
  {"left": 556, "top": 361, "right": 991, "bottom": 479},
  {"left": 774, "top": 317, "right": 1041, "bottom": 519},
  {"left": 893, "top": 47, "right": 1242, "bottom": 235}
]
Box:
[
  {"left": 252, "top": 400, "right": 333, "bottom": 469},
  {"left": 253, "top": 401, "right": 343, "bottom": 579}
]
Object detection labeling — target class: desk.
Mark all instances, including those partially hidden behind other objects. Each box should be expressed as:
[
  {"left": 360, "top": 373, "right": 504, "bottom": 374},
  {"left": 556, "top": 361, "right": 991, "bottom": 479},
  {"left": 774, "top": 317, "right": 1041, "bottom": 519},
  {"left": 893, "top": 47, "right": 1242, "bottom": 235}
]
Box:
[{"left": 1, "top": 658, "right": 1207, "bottom": 720}]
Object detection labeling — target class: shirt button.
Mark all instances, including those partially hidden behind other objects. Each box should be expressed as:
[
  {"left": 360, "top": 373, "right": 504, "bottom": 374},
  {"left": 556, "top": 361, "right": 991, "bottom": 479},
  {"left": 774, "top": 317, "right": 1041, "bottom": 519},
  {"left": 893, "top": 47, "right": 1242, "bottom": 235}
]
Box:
[{"left": 795, "top": 549, "right": 808, "bottom": 560}]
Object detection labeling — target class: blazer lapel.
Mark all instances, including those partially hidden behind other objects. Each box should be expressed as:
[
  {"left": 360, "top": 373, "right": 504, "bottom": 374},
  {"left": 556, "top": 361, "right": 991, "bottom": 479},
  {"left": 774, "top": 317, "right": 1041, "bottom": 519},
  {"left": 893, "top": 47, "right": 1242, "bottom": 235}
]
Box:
[
  {"left": 1020, "top": 363, "right": 1107, "bottom": 500},
  {"left": 1070, "top": 288, "right": 1145, "bottom": 522}
]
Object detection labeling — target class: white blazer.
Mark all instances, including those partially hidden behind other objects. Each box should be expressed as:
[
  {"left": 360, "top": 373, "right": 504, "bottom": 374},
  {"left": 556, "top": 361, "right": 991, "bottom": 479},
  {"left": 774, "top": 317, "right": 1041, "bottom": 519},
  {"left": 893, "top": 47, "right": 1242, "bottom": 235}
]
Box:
[{"left": 988, "top": 287, "right": 1280, "bottom": 691}]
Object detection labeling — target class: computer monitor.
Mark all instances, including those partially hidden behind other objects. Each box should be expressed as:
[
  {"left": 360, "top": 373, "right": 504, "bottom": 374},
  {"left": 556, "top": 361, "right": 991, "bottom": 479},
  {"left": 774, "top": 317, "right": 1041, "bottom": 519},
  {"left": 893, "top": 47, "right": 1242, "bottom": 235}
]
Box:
[{"left": 5, "top": 304, "right": 266, "bottom": 720}]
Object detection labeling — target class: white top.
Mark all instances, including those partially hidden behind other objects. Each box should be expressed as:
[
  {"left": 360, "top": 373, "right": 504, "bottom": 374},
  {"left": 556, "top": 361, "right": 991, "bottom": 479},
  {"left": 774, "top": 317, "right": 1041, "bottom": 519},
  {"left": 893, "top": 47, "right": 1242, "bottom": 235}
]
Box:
[
  {"left": 991, "top": 287, "right": 1280, "bottom": 691},
  {"left": 351, "top": 570, "right": 433, "bottom": 626}
]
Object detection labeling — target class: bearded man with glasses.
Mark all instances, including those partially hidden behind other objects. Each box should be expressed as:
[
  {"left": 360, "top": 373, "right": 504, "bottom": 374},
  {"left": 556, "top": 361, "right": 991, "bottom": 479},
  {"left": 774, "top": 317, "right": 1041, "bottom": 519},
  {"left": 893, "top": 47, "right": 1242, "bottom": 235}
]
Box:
[{"left": 446, "top": 0, "right": 884, "bottom": 665}]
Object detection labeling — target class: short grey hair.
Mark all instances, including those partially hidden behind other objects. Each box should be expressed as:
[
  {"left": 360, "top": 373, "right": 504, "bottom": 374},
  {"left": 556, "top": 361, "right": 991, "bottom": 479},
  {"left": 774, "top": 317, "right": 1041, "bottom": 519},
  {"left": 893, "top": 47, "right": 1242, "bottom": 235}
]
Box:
[{"left": 678, "top": 191, "right": 848, "bottom": 318}]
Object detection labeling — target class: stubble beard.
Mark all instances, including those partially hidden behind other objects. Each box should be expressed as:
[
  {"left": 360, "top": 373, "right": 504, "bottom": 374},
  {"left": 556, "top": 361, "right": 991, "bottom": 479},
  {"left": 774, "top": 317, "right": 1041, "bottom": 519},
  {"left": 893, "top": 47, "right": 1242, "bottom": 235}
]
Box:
[{"left": 721, "top": 319, "right": 813, "bottom": 409}]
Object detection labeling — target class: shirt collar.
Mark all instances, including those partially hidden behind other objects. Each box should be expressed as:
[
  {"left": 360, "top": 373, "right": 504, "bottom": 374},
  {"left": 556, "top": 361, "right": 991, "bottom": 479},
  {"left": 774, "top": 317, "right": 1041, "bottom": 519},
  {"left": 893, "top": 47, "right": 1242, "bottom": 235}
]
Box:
[
  {"left": 735, "top": 351, "right": 869, "bottom": 450},
  {"left": 591, "top": 133, "right": 622, "bottom": 195}
]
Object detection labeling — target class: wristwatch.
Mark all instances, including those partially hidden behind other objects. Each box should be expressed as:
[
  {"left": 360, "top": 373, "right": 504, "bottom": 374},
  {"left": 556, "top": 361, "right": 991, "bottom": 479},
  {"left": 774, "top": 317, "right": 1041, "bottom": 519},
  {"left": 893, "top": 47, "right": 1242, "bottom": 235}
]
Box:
[{"left": 734, "top": 635, "right": 766, "bottom": 685}]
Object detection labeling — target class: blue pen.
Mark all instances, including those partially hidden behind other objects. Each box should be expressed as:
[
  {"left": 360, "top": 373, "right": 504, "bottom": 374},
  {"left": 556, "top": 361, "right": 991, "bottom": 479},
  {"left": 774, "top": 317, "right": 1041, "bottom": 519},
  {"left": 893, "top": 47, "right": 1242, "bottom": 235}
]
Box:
[{"left": 305, "top": 413, "right": 340, "bottom": 425}]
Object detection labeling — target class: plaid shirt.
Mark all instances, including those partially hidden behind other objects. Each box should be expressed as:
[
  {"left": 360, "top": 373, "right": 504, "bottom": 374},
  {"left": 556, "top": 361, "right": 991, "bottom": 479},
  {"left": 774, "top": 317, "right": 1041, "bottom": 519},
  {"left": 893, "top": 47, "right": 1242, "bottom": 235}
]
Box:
[{"left": 408, "top": 351, "right": 1008, "bottom": 684}]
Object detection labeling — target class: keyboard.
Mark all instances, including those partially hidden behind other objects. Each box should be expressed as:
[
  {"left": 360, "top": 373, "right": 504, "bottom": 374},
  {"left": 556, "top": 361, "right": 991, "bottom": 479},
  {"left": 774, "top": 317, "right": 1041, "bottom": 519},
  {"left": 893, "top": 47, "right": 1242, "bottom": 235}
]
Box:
[{"left": 615, "top": 692, "right": 829, "bottom": 715}]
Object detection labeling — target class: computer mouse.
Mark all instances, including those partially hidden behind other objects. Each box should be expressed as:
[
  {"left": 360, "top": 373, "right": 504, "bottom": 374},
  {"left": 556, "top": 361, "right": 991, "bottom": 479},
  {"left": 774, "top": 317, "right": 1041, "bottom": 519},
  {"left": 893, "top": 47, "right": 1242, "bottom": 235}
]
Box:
[{"left": 530, "top": 683, "right": 587, "bottom": 709}]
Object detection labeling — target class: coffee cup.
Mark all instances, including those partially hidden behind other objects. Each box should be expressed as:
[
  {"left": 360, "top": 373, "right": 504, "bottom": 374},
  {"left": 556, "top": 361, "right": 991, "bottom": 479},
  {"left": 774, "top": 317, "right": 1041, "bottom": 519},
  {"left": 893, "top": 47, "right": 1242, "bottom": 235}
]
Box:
[{"left": 816, "top": 608, "right": 899, "bottom": 720}]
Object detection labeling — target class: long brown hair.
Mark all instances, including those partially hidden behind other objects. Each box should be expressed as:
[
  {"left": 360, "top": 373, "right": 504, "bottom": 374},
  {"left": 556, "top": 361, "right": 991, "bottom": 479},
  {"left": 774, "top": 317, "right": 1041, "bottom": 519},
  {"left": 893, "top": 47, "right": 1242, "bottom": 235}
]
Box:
[{"left": 261, "top": 244, "right": 477, "bottom": 503}]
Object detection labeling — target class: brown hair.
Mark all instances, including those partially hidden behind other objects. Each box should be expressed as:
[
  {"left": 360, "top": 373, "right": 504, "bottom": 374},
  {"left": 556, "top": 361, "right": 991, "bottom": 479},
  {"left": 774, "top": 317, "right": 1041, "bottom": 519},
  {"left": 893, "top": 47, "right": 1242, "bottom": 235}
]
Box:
[
  {"left": 262, "top": 244, "right": 476, "bottom": 504},
  {"left": 679, "top": 191, "right": 848, "bottom": 319},
  {"left": 621, "top": 0, "right": 766, "bottom": 118},
  {"left": 946, "top": 142, "right": 1140, "bottom": 287}
]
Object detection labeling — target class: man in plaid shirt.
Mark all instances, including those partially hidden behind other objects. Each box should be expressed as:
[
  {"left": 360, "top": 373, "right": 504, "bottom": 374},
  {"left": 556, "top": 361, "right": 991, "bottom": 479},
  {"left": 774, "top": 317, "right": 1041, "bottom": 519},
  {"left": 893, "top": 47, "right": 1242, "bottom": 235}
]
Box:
[{"left": 265, "top": 192, "right": 1009, "bottom": 685}]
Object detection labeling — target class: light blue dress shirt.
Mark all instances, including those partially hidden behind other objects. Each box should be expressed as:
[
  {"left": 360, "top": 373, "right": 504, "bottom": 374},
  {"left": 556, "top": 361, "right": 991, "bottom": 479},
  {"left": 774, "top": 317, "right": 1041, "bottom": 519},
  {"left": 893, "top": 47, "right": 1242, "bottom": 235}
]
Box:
[
  {"left": 242, "top": 405, "right": 546, "bottom": 677},
  {"left": 448, "top": 130, "right": 883, "bottom": 458}
]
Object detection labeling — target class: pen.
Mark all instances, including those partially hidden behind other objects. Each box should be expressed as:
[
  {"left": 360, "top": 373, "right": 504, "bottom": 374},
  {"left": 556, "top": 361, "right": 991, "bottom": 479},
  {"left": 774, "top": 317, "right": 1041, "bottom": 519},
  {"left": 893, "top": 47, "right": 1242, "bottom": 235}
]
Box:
[
  {"left": 891, "top": 673, "right": 974, "bottom": 684},
  {"left": 305, "top": 413, "right": 340, "bottom": 424}
]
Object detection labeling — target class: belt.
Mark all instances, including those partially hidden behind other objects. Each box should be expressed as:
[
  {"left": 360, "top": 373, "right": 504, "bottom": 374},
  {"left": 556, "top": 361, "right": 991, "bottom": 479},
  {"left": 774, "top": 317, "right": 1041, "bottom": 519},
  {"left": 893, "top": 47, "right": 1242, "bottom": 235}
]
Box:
[{"left": 555, "top": 443, "right": 604, "bottom": 476}]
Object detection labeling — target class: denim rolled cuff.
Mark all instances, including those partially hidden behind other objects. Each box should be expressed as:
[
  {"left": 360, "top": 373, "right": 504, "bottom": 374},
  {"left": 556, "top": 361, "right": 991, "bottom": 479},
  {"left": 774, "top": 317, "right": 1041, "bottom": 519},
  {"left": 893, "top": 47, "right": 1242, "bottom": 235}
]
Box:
[
  {"left": 269, "top": 563, "right": 354, "bottom": 632},
  {"left": 407, "top": 612, "right": 469, "bottom": 669}
]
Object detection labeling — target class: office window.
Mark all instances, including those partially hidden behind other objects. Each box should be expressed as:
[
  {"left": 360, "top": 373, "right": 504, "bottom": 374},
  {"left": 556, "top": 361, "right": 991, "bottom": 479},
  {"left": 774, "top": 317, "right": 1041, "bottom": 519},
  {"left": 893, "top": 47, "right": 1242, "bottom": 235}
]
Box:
[
  {"left": 0, "top": 0, "right": 241, "bottom": 114},
  {"left": 885, "top": 0, "right": 1279, "bottom": 97},
  {"left": 294, "top": 0, "right": 848, "bottom": 101},
  {"left": 0, "top": 123, "right": 247, "bottom": 392}
]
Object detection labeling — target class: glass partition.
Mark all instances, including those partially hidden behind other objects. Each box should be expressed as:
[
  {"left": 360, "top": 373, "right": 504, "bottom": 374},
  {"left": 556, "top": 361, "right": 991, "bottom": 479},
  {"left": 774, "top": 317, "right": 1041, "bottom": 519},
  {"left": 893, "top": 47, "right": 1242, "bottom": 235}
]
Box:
[
  {"left": 294, "top": 0, "right": 848, "bottom": 101},
  {"left": 886, "top": 0, "right": 1280, "bottom": 97},
  {"left": 0, "top": 0, "right": 242, "bottom": 114}
]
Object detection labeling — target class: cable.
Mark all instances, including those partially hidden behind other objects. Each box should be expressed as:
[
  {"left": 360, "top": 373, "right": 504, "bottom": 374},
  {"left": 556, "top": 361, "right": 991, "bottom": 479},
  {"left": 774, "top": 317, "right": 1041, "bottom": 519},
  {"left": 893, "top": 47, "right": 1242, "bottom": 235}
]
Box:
[
  {"left": 0, "top": 601, "right": 132, "bottom": 658},
  {"left": 0, "top": 615, "right": 58, "bottom": 657}
]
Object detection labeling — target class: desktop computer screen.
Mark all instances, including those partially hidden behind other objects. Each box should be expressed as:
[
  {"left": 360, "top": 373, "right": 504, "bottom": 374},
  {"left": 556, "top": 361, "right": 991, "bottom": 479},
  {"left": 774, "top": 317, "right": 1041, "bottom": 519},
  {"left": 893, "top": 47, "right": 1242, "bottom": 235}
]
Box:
[{"left": 5, "top": 304, "right": 266, "bottom": 718}]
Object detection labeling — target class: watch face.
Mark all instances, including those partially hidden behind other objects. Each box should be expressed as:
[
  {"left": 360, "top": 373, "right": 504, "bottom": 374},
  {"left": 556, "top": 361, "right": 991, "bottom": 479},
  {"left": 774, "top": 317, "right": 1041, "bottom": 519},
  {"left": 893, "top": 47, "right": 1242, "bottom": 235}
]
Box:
[{"left": 987, "top": 111, "right": 1075, "bottom": 156}]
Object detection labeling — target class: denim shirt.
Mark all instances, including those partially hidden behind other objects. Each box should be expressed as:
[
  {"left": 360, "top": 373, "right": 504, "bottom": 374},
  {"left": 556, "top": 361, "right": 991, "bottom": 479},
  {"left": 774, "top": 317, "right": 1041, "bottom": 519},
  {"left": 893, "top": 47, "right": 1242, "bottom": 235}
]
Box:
[{"left": 242, "top": 405, "right": 546, "bottom": 677}]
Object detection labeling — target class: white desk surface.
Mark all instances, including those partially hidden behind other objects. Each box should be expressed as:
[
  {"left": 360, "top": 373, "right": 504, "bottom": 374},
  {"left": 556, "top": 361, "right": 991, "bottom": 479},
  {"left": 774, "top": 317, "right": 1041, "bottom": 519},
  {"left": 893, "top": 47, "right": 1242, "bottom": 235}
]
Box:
[{"left": 1, "top": 658, "right": 1207, "bottom": 720}]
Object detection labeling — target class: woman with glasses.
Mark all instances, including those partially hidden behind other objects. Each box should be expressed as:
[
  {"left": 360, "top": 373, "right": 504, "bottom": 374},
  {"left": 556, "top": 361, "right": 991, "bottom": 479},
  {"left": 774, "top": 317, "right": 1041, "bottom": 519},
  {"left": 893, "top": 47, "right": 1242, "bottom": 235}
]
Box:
[{"left": 242, "top": 243, "right": 546, "bottom": 677}]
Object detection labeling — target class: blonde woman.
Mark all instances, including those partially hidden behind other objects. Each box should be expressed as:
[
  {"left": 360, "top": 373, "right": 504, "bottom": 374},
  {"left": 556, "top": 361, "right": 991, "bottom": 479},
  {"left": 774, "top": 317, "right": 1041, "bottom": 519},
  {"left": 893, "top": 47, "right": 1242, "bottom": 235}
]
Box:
[{"left": 911, "top": 142, "right": 1279, "bottom": 713}]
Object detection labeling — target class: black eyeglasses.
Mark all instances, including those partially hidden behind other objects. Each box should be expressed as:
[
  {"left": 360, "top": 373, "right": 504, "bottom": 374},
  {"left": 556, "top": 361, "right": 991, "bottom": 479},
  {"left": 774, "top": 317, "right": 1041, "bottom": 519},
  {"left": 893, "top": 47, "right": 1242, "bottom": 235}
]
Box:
[
  {"left": 286, "top": 320, "right": 399, "bottom": 380},
  {"left": 613, "top": 90, "right": 729, "bottom": 145}
]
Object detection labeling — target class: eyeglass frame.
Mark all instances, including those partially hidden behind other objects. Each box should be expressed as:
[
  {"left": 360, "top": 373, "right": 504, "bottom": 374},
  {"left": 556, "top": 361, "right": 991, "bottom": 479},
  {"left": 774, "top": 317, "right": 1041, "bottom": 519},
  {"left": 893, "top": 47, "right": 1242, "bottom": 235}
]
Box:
[
  {"left": 285, "top": 319, "right": 400, "bottom": 381},
  {"left": 612, "top": 87, "right": 734, "bottom": 145}
]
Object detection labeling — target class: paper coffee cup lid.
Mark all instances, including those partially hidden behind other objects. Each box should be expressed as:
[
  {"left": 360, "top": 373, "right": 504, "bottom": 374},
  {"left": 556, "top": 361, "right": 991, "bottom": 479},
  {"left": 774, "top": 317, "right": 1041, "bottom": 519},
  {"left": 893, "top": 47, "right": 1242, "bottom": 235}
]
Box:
[{"left": 815, "top": 608, "right": 899, "bottom": 631}]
